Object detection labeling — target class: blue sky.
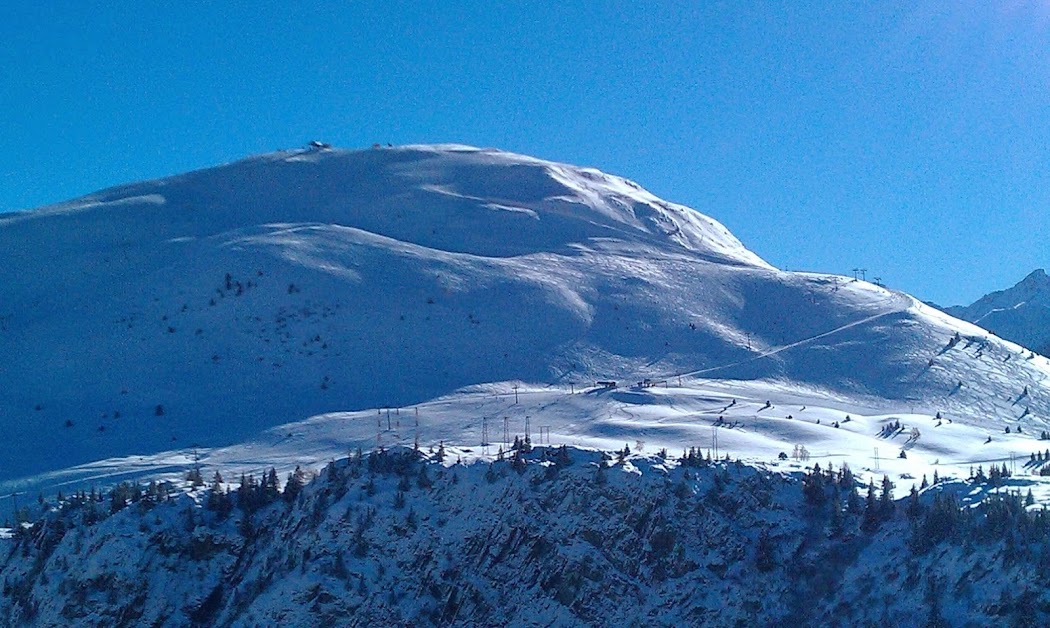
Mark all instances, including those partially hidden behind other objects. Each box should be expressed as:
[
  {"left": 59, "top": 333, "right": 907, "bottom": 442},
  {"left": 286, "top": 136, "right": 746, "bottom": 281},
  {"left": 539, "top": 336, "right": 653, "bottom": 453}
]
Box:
[{"left": 2, "top": 1, "right": 1048, "bottom": 304}]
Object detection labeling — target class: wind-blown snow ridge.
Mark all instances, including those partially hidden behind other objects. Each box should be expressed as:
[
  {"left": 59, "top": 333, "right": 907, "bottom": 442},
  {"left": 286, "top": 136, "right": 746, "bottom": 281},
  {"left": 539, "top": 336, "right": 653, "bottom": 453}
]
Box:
[{"left": 1, "top": 143, "right": 1050, "bottom": 506}]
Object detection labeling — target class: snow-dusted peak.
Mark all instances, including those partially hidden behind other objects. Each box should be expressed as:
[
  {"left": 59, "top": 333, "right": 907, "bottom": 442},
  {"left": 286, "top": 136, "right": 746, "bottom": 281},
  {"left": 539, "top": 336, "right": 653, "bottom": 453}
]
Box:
[
  {"left": 1017, "top": 268, "right": 1050, "bottom": 292},
  {"left": 944, "top": 268, "right": 1050, "bottom": 355},
  {"left": 18, "top": 144, "right": 768, "bottom": 267},
  {"left": 948, "top": 268, "right": 1050, "bottom": 321}
]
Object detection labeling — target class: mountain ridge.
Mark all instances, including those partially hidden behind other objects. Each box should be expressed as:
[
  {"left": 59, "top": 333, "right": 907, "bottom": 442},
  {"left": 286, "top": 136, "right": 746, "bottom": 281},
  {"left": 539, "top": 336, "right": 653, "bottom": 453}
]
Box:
[{"left": 944, "top": 268, "right": 1050, "bottom": 356}]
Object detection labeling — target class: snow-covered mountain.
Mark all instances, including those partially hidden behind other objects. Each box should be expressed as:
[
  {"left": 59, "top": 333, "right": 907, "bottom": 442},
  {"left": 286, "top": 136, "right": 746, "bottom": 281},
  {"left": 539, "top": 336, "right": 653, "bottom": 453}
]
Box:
[
  {"left": 945, "top": 269, "right": 1050, "bottom": 356},
  {"left": 2, "top": 144, "right": 1050, "bottom": 504}
]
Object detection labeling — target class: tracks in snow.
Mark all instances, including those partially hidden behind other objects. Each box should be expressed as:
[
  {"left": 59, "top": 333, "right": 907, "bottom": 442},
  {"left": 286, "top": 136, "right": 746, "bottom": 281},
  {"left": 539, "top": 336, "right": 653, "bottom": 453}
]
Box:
[{"left": 670, "top": 291, "right": 912, "bottom": 381}]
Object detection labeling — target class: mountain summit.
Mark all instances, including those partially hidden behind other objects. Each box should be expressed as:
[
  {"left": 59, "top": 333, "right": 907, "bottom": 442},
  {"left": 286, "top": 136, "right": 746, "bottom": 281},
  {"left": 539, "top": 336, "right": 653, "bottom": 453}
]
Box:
[
  {"left": 15, "top": 144, "right": 767, "bottom": 266},
  {"left": 1, "top": 144, "right": 1048, "bottom": 495},
  {"left": 945, "top": 269, "right": 1050, "bottom": 356}
]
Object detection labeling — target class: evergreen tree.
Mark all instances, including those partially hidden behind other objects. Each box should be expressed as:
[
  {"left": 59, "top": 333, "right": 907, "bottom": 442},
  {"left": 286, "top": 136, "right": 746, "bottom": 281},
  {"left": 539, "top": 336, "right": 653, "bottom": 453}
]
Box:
[
  {"left": 828, "top": 496, "right": 844, "bottom": 537},
  {"left": 284, "top": 466, "right": 306, "bottom": 504},
  {"left": 988, "top": 465, "right": 1001, "bottom": 487},
  {"left": 906, "top": 485, "right": 921, "bottom": 519},
  {"left": 186, "top": 465, "right": 205, "bottom": 489},
  {"left": 263, "top": 468, "right": 281, "bottom": 503},
  {"left": 109, "top": 482, "right": 130, "bottom": 513},
  {"left": 802, "top": 464, "right": 826, "bottom": 506},
  {"left": 974, "top": 465, "right": 986, "bottom": 483},
  {"left": 237, "top": 473, "right": 258, "bottom": 511},
  {"left": 838, "top": 464, "right": 855, "bottom": 491},
  {"left": 510, "top": 449, "right": 527, "bottom": 473},
  {"left": 846, "top": 486, "right": 863, "bottom": 515},
  {"left": 879, "top": 475, "right": 895, "bottom": 519},
  {"left": 206, "top": 471, "right": 232, "bottom": 515},
  {"left": 862, "top": 481, "right": 880, "bottom": 532}
]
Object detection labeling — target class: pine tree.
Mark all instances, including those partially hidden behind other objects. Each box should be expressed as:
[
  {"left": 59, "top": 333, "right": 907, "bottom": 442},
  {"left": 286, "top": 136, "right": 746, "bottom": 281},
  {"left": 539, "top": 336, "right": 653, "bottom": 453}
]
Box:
[
  {"left": 554, "top": 445, "right": 572, "bottom": 467},
  {"left": 879, "top": 475, "right": 895, "bottom": 519},
  {"left": 862, "top": 481, "right": 880, "bottom": 531},
  {"left": 206, "top": 471, "right": 232, "bottom": 515},
  {"left": 828, "top": 496, "right": 844, "bottom": 537},
  {"left": 186, "top": 465, "right": 205, "bottom": 489},
  {"left": 974, "top": 465, "right": 986, "bottom": 483},
  {"left": 263, "top": 468, "right": 281, "bottom": 503},
  {"left": 846, "top": 486, "right": 863, "bottom": 515},
  {"left": 237, "top": 473, "right": 258, "bottom": 511},
  {"left": 109, "top": 482, "right": 129, "bottom": 514},
  {"left": 284, "top": 466, "right": 305, "bottom": 504},
  {"left": 802, "top": 464, "right": 826, "bottom": 506},
  {"left": 838, "top": 464, "right": 855, "bottom": 490},
  {"left": 906, "top": 485, "right": 921, "bottom": 519},
  {"left": 510, "top": 449, "right": 527, "bottom": 473}
]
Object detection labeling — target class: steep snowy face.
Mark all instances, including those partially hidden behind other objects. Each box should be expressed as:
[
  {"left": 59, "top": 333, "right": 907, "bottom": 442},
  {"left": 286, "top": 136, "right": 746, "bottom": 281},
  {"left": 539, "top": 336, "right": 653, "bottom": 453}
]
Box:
[{"left": 945, "top": 269, "right": 1050, "bottom": 354}]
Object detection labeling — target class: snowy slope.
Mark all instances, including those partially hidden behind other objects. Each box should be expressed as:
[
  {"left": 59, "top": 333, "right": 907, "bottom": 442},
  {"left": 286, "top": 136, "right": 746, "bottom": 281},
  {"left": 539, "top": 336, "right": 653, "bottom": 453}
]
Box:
[
  {"left": 2, "top": 144, "right": 1050, "bottom": 504},
  {"left": 945, "top": 269, "right": 1050, "bottom": 356}
]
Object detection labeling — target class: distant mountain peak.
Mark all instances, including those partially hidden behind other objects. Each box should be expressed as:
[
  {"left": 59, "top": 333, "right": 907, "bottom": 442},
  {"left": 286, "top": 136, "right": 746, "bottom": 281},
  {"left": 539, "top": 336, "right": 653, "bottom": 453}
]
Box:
[
  {"left": 944, "top": 268, "right": 1050, "bottom": 356},
  {"left": 961, "top": 268, "right": 1050, "bottom": 315},
  {"left": 1019, "top": 268, "right": 1049, "bottom": 288}
]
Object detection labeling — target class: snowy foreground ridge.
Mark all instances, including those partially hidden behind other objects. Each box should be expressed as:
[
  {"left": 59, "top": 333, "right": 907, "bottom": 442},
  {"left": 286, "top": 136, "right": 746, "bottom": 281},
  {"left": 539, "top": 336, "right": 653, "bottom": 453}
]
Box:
[
  {"left": 1, "top": 143, "right": 1050, "bottom": 508},
  {"left": 4, "top": 447, "right": 1050, "bottom": 626}
]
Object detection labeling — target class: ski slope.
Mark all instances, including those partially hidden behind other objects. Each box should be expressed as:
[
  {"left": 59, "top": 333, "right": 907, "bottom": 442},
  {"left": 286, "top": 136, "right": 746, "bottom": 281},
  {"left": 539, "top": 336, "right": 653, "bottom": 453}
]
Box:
[
  {"left": 2, "top": 143, "right": 1049, "bottom": 504},
  {"left": 25, "top": 375, "right": 1050, "bottom": 506}
]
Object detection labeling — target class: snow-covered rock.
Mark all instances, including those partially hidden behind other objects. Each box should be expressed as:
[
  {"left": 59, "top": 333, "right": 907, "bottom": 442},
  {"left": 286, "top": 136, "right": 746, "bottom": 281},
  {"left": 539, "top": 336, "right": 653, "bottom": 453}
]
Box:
[{"left": 2, "top": 448, "right": 1047, "bottom": 626}]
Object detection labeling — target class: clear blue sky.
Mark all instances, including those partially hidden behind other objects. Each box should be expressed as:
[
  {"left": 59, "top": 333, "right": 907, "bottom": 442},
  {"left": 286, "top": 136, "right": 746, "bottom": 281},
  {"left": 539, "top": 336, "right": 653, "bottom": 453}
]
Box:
[{"left": 2, "top": 1, "right": 1048, "bottom": 305}]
